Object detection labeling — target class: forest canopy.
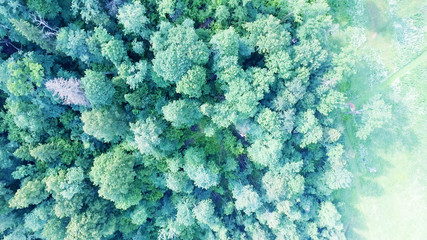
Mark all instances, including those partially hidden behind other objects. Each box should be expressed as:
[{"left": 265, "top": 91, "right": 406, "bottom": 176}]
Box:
[{"left": 0, "top": 0, "right": 391, "bottom": 239}]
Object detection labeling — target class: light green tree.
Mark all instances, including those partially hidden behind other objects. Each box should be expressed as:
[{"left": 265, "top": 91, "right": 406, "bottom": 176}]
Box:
[
  {"left": 9, "top": 179, "right": 49, "bottom": 209},
  {"left": 296, "top": 109, "right": 323, "bottom": 148},
  {"left": 81, "top": 70, "right": 115, "bottom": 108},
  {"left": 117, "top": 1, "right": 150, "bottom": 39},
  {"left": 90, "top": 147, "right": 142, "bottom": 210},
  {"left": 81, "top": 106, "right": 128, "bottom": 143},
  {"left": 176, "top": 65, "right": 206, "bottom": 98},
  {"left": 176, "top": 197, "right": 196, "bottom": 227},
  {"left": 162, "top": 99, "right": 203, "bottom": 128},
  {"left": 232, "top": 184, "right": 261, "bottom": 215},
  {"left": 356, "top": 95, "right": 392, "bottom": 140},
  {"left": 193, "top": 199, "right": 221, "bottom": 232},
  {"left": 151, "top": 19, "right": 209, "bottom": 85},
  {"left": 183, "top": 147, "right": 219, "bottom": 189},
  {"left": 6, "top": 54, "right": 44, "bottom": 96}
]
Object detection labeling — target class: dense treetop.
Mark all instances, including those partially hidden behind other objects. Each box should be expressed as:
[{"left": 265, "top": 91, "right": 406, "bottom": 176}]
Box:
[{"left": 0, "top": 0, "right": 391, "bottom": 239}]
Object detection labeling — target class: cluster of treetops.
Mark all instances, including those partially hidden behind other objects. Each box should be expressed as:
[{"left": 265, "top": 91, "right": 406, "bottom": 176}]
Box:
[{"left": 0, "top": 0, "right": 392, "bottom": 239}]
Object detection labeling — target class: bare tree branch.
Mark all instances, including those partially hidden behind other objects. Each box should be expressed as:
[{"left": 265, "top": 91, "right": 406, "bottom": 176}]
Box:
[
  {"left": 0, "top": 38, "right": 21, "bottom": 51},
  {"left": 31, "top": 13, "right": 58, "bottom": 38}
]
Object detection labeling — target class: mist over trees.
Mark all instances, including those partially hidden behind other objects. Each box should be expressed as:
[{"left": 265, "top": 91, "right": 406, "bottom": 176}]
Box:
[{"left": 0, "top": 0, "right": 391, "bottom": 239}]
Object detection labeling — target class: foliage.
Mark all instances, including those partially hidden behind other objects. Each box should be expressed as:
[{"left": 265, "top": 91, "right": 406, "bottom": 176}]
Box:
[
  {"left": 117, "top": 1, "right": 150, "bottom": 39},
  {"left": 81, "top": 106, "right": 128, "bottom": 142},
  {"left": 162, "top": 99, "right": 202, "bottom": 128},
  {"left": 90, "top": 146, "right": 141, "bottom": 210},
  {"left": 56, "top": 25, "right": 93, "bottom": 64},
  {"left": 0, "top": 0, "right": 390, "bottom": 239},
  {"left": 71, "top": 0, "right": 109, "bottom": 25},
  {"left": 10, "top": 18, "right": 56, "bottom": 52},
  {"left": 5, "top": 53, "right": 44, "bottom": 96},
  {"left": 176, "top": 65, "right": 206, "bottom": 98},
  {"left": 80, "top": 70, "right": 115, "bottom": 108},
  {"left": 9, "top": 179, "right": 49, "bottom": 209},
  {"left": 27, "top": 0, "right": 61, "bottom": 19},
  {"left": 356, "top": 95, "right": 392, "bottom": 140},
  {"left": 151, "top": 19, "right": 209, "bottom": 85},
  {"left": 232, "top": 183, "right": 262, "bottom": 215},
  {"left": 183, "top": 147, "right": 219, "bottom": 189}
]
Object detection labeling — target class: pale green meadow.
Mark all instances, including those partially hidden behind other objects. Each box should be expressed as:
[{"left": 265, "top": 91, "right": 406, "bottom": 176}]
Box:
[{"left": 334, "top": 0, "right": 426, "bottom": 239}]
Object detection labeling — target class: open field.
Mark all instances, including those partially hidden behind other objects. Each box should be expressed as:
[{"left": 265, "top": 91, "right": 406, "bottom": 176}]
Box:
[{"left": 335, "top": 0, "right": 427, "bottom": 239}]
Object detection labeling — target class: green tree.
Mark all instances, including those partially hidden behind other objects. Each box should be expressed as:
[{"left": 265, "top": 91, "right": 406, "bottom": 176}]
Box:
[
  {"left": 9, "top": 179, "right": 49, "bottom": 209},
  {"left": 56, "top": 26, "right": 93, "bottom": 64},
  {"left": 43, "top": 167, "right": 85, "bottom": 201},
  {"left": 130, "top": 116, "right": 171, "bottom": 158},
  {"left": 5, "top": 54, "right": 44, "bottom": 96},
  {"left": 256, "top": 108, "right": 282, "bottom": 139},
  {"left": 130, "top": 204, "right": 148, "bottom": 225},
  {"left": 262, "top": 161, "right": 305, "bottom": 202},
  {"left": 214, "top": 5, "right": 230, "bottom": 27},
  {"left": 210, "top": 27, "right": 240, "bottom": 57},
  {"left": 65, "top": 200, "right": 117, "bottom": 240},
  {"left": 183, "top": 147, "right": 219, "bottom": 189},
  {"left": 244, "top": 15, "right": 291, "bottom": 54},
  {"left": 293, "top": 39, "right": 328, "bottom": 71},
  {"left": 41, "top": 218, "right": 67, "bottom": 240},
  {"left": 43, "top": 168, "right": 87, "bottom": 218},
  {"left": 317, "top": 90, "right": 345, "bottom": 116},
  {"left": 232, "top": 184, "right": 261, "bottom": 215},
  {"left": 30, "top": 142, "right": 61, "bottom": 164},
  {"left": 249, "top": 67, "right": 276, "bottom": 100},
  {"left": 165, "top": 171, "right": 193, "bottom": 193},
  {"left": 81, "top": 106, "right": 128, "bottom": 143},
  {"left": 296, "top": 109, "right": 323, "bottom": 148},
  {"left": 162, "top": 99, "right": 202, "bottom": 128},
  {"left": 117, "top": 1, "right": 151, "bottom": 39},
  {"left": 219, "top": 66, "right": 259, "bottom": 119},
  {"left": 193, "top": 199, "right": 221, "bottom": 232},
  {"left": 322, "top": 166, "right": 352, "bottom": 190},
  {"left": 265, "top": 51, "right": 293, "bottom": 80},
  {"left": 81, "top": 70, "right": 115, "bottom": 108},
  {"left": 151, "top": 19, "right": 209, "bottom": 85},
  {"left": 356, "top": 95, "right": 392, "bottom": 140},
  {"left": 24, "top": 203, "right": 51, "bottom": 233},
  {"left": 0, "top": 182, "right": 13, "bottom": 215},
  {"left": 156, "top": 0, "right": 176, "bottom": 17},
  {"left": 10, "top": 19, "right": 56, "bottom": 52},
  {"left": 5, "top": 99, "right": 50, "bottom": 133},
  {"left": 118, "top": 60, "right": 149, "bottom": 90},
  {"left": 27, "top": 0, "right": 61, "bottom": 19},
  {"left": 176, "top": 197, "right": 195, "bottom": 227},
  {"left": 317, "top": 201, "right": 345, "bottom": 239},
  {"left": 100, "top": 38, "right": 128, "bottom": 67},
  {"left": 71, "top": 0, "right": 109, "bottom": 25},
  {"left": 90, "top": 147, "right": 142, "bottom": 210},
  {"left": 176, "top": 65, "right": 206, "bottom": 98},
  {"left": 247, "top": 134, "right": 282, "bottom": 168}
]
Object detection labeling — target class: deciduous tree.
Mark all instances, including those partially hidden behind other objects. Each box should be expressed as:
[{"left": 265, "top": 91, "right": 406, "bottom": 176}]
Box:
[
  {"left": 162, "top": 99, "right": 202, "bottom": 128},
  {"left": 81, "top": 106, "right": 128, "bottom": 142},
  {"left": 117, "top": 1, "right": 150, "bottom": 39},
  {"left": 90, "top": 147, "right": 142, "bottom": 210}
]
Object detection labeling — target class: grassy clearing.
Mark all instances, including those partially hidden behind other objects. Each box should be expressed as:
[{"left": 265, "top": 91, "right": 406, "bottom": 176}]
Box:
[{"left": 333, "top": 0, "right": 427, "bottom": 239}]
